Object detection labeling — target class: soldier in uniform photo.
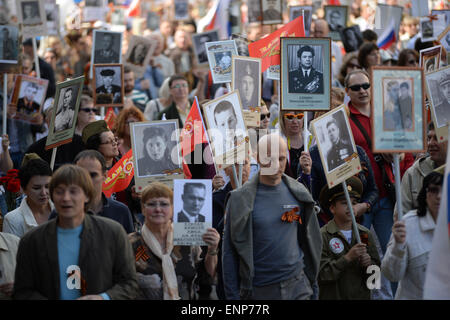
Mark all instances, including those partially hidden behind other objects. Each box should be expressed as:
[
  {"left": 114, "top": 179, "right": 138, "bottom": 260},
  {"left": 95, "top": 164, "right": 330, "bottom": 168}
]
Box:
[
  {"left": 384, "top": 81, "right": 404, "bottom": 131},
  {"left": 21, "top": 1, "right": 41, "bottom": 25},
  {"left": 422, "top": 20, "right": 433, "bottom": 38},
  {"left": 94, "top": 32, "right": 120, "bottom": 64},
  {"left": 288, "top": 45, "right": 324, "bottom": 94},
  {"left": 237, "top": 63, "right": 258, "bottom": 110},
  {"left": 325, "top": 117, "right": 353, "bottom": 171},
  {"left": 434, "top": 71, "right": 450, "bottom": 128},
  {"left": 398, "top": 81, "right": 413, "bottom": 130},
  {"left": 0, "top": 27, "right": 17, "bottom": 61},
  {"left": 96, "top": 68, "right": 122, "bottom": 104},
  {"left": 328, "top": 9, "right": 344, "bottom": 32},
  {"left": 196, "top": 34, "right": 212, "bottom": 64},
  {"left": 262, "top": 0, "right": 281, "bottom": 22},
  {"left": 17, "top": 82, "right": 40, "bottom": 114},
  {"left": 54, "top": 87, "right": 76, "bottom": 132},
  {"left": 177, "top": 183, "right": 207, "bottom": 223}
]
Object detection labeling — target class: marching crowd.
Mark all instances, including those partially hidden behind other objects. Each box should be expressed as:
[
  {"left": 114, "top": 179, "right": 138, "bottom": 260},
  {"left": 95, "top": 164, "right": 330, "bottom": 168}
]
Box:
[{"left": 0, "top": 0, "right": 449, "bottom": 300}]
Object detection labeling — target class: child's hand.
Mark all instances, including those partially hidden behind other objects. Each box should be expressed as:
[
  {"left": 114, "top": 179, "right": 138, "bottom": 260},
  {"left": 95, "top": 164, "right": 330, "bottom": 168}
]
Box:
[
  {"left": 392, "top": 220, "right": 406, "bottom": 244},
  {"left": 344, "top": 243, "right": 367, "bottom": 262},
  {"left": 359, "top": 253, "right": 372, "bottom": 267}
]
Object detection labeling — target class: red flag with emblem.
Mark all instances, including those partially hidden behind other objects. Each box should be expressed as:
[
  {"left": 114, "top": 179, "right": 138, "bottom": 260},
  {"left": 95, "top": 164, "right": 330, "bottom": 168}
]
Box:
[
  {"left": 104, "top": 107, "right": 116, "bottom": 130},
  {"left": 102, "top": 149, "right": 134, "bottom": 198},
  {"left": 180, "top": 97, "right": 210, "bottom": 179},
  {"left": 248, "top": 15, "right": 305, "bottom": 73}
]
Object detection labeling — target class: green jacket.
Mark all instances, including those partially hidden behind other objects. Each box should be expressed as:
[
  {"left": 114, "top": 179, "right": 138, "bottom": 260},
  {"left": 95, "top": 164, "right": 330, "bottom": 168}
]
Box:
[
  {"left": 319, "top": 219, "right": 380, "bottom": 300},
  {"left": 223, "top": 173, "right": 322, "bottom": 299}
]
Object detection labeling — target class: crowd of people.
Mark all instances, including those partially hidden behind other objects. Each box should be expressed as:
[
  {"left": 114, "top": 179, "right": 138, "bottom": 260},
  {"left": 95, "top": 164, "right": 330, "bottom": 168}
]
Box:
[{"left": 0, "top": 0, "right": 449, "bottom": 301}]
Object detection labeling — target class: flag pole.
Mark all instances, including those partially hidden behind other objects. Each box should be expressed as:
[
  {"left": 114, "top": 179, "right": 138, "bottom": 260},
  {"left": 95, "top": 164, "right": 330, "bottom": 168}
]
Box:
[
  {"left": 342, "top": 180, "right": 361, "bottom": 243},
  {"left": 50, "top": 147, "right": 57, "bottom": 170},
  {"left": 303, "top": 112, "right": 308, "bottom": 152},
  {"left": 393, "top": 153, "right": 403, "bottom": 220},
  {"left": 3, "top": 73, "right": 7, "bottom": 136}
]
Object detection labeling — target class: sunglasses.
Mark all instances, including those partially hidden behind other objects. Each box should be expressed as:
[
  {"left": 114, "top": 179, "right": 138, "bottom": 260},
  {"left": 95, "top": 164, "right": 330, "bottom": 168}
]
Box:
[
  {"left": 348, "top": 83, "right": 370, "bottom": 91},
  {"left": 284, "top": 113, "right": 304, "bottom": 120},
  {"left": 260, "top": 113, "right": 270, "bottom": 120},
  {"left": 80, "top": 108, "right": 96, "bottom": 113}
]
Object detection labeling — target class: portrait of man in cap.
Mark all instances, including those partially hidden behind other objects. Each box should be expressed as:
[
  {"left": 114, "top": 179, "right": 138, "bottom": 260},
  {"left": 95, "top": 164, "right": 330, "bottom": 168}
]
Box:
[
  {"left": 288, "top": 45, "right": 324, "bottom": 94},
  {"left": 324, "top": 116, "right": 353, "bottom": 172},
  {"left": 54, "top": 86, "right": 76, "bottom": 132},
  {"left": 95, "top": 67, "right": 123, "bottom": 105},
  {"left": 234, "top": 58, "right": 260, "bottom": 110},
  {"left": 433, "top": 71, "right": 450, "bottom": 128},
  {"left": 93, "top": 31, "right": 121, "bottom": 64}
]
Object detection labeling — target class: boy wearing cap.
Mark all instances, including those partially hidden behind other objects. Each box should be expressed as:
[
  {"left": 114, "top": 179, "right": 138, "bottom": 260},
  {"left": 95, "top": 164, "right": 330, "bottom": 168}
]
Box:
[{"left": 318, "top": 176, "right": 380, "bottom": 300}]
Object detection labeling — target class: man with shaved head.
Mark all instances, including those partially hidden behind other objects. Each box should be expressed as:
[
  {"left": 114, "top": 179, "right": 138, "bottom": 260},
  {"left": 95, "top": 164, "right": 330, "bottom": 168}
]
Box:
[
  {"left": 222, "top": 133, "right": 322, "bottom": 300},
  {"left": 313, "top": 19, "right": 342, "bottom": 80}
]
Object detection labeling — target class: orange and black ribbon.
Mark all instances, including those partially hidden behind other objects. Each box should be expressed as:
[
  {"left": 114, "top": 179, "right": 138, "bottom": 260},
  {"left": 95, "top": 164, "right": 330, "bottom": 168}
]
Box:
[
  {"left": 135, "top": 245, "right": 150, "bottom": 262},
  {"left": 281, "top": 207, "right": 302, "bottom": 224}
]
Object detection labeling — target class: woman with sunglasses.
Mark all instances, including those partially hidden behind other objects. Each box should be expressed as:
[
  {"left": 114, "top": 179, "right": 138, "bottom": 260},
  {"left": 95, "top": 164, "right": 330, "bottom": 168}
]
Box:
[
  {"left": 279, "top": 110, "right": 312, "bottom": 188},
  {"left": 113, "top": 106, "right": 146, "bottom": 156},
  {"left": 75, "top": 95, "right": 97, "bottom": 136},
  {"left": 382, "top": 171, "right": 442, "bottom": 300}
]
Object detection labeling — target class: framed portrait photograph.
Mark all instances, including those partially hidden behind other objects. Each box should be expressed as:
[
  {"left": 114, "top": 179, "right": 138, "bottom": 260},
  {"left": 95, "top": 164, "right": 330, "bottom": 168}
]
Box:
[
  {"left": 16, "top": 0, "right": 48, "bottom": 38},
  {"left": 231, "top": 33, "right": 250, "bottom": 57},
  {"left": 231, "top": 56, "right": 261, "bottom": 127},
  {"left": 205, "top": 40, "right": 238, "bottom": 84},
  {"left": 146, "top": 11, "right": 160, "bottom": 31},
  {"left": 310, "top": 105, "right": 361, "bottom": 188},
  {"left": 339, "top": 25, "right": 363, "bottom": 53},
  {"left": 10, "top": 75, "right": 48, "bottom": 123},
  {"left": 437, "top": 26, "right": 450, "bottom": 54},
  {"left": 247, "top": 0, "right": 262, "bottom": 23},
  {"left": 419, "top": 45, "right": 442, "bottom": 73},
  {"left": 425, "top": 65, "right": 450, "bottom": 142},
  {"left": 130, "top": 120, "right": 184, "bottom": 191},
  {"left": 420, "top": 14, "right": 446, "bottom": 42},
  {"left": 374, "top": 4, "right": 402, "bottom": 41},
  {"left": 111, "top": 7, "right": 127, "bottom": 26},
  {"left": 324, "top": 5, "right": 348, "bottom": 41},
  {"left": 174, "top": 0, "right": 189, "bottom": 21},
  {"left": 124, "top": 35, "right": 157, "bottom": 78},
  {"left": 45, "top": 0, "right": 59, "bottom": 36},
  {"left": 90, "top": 30, "right": 123, "bottom": 77},
  {"left": 83, "top": 0, "right": 107, "bottom": 22},
  {"left": 173, "top": 179, "right": 212, "bottom": 246},
  {"left": 92, "top": 64, "right": 124, "bottom": 107},
  {"left": 0, "top": 25, "right": 19, "bottom": 64},
  {"left": 371, "top": 67, "right": 426, "bottom": 153},
  {"left": 201, "top": 91, "right": 249, "bottom": 170},
  {"left": 289, "top": 5, "right": 312, "bottom": 36},
  {"left": 192, "top": 30, "right": 219, "bottom": 67},
  {"left": 280, "top": 37, "right": 331, "bottom": 111},
  {"left": 261, "top": 0, "right": 282, "bottom": 25},
  {"left": 431, "top": 9, "right": 450, "bottom": 25},
  {"left": 46, "top": 76, "right": 84, "bottom": 150}
]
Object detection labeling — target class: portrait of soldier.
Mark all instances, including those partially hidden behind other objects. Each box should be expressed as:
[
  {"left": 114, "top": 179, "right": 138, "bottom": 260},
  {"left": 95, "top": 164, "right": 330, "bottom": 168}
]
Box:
[
  {"left": 325, "top": 116, "right": 353, "bottom": 171},
  {"left": 237, "top": 62, "right": 258, "bottom": 110},
  {"left": 398, "top": 81, "right": 413, "bottom": 130},
  {"left": 0, "top": 27, "right": 17, "bottom": 61},
  {"left": 247, "top": 0, "right": 262, "bottom": 23},
  {"left": 215, "top": 51, "right": 232, "bottom": 73},
  {"left": 94, "top": 32, "right": 120, "bottom": 64},
  {"left": 17, "top": 82, "right": 41, "bottom": 114},
  {"left": 21, "top": 1, "right": 41, "bottom": 25},
  {"left": 421, "top": 20, "right": 433, "bottom": 38},
  {"left": 196, "top": 34, "right": 212, "bottom": 64},
  {"left": 327, "top": 9, "right": 344, "bottom": 31},
  {"left": 384, "top": 80, "right": 405, "bottom": 131},
  {"left": 262, "top": 0, "right": 282, "bottom": 22},
  {"left": 433, "top": 71, "right": 450, "bottom": 128},
  {"left": 425, "top": 57, "right": 437, "bottom": 73},
  {"left": 95, "top": 68, "right": 122, "bottom": 105},
  {"left": 54, "top": 87, "right": 76, "bottom": 132},
  {"left": 177, "top": 183, "right": 207, "bottom": 223},
  {"left": 288, "top": 45, "right": 324, "bottom": 94}
]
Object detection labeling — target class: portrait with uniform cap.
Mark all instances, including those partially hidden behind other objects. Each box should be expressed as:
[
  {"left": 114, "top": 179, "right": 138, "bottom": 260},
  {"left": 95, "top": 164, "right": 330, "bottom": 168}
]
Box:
[
  {"left": 93, "top": 64, "right": 124, "bottom": 107},
  {"left": 192, "top": 30, "right": 219, "bottom": 66},
  {"left": 231, "top": 56, "right": 261, "bottom": 111},
  {"left": 426, "top": 66, "right": 450, "bottom": 131},
  {"left": 91, "top": 30, "right": 122, "bottom": 71}
]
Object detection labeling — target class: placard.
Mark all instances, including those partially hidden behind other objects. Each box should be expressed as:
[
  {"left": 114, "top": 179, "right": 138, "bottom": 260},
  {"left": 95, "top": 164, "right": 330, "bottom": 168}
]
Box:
[
  {"left": 92, "top": 63, "right": 124, "bottom": 107},
  {"left": 261, "top": 0, "right": 282, "bottom": 25},
  {"left": 419, "top": 45, "right": 442, "bottom": 73},
  {"left": 10, "top": 75, "right": 48, "bottom": 123},
  {"left": 124, "top": 35, "right": 157, "bottom": 78},
  {"left": 324, "top": 5, "right": 348, "bottom": 41},
  {"left": 16, "top": 0, "right": 48, "bottom": 38},
  {"left": 420, "top": 14, "right": 446, "bottom": 42},
  {"left": 0, "top": 25, "right": 19, "bottom": 64},
  {"left": 205, "top": 40, "right": 238, "bottom": 84},
  {"left": 192, "top": 30, "right": 219, "bottom": 67}
]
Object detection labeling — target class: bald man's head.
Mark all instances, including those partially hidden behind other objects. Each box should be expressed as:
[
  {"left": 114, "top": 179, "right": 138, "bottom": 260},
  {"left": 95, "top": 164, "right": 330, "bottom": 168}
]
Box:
[
  {"left": 313, "top": 19, "right": 329, "bottom": 38},
  {"left": 257, "top": 133, "right": 287, "bottom": 177}
]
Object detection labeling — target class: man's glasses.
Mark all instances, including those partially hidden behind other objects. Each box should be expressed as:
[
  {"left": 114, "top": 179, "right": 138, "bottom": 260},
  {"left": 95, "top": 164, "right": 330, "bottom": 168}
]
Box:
[
  {"left": 260, "top": 113, "right": 270, "bottom": 120},
  {"left": 80, "top": 108, "right": 96, "bottom": 113},
  {"left": 284, "top": 113, "right": 304, "bottom": 120},
  {"left": 171, "top": 83, "right": 189, "bottom": 89},
  {"left": 100, "top": 137, "right": 118, "bottom": 145},
  {"left": 348, "top": 83, "right": 370, "bottom": 91}
]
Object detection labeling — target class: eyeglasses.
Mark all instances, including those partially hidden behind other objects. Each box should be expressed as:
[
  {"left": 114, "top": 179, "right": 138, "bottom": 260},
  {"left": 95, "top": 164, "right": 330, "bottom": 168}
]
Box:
[
  {"left": 284, "top": 113, "right": 304, "bottom": 120},
  {"left": 144, "top": 201, "right": 171, "bottom": 209},
  {"left": 348, "top": 83, "right": 370, "bottom": 91},
  {"left": 171, "top": 83, "right": 188, "bottom": 89},
  {"left": 260, "top": 113, "right": 270, "bottom": 120},
  {"left": 427, "top": 186, "right": 442, "bottom": 195},
  {"left": 80, "top": 108, "right": 96, "bottom": 113},
  {"left": 100, "top": 137, "right": 118, "bottom": 145}
]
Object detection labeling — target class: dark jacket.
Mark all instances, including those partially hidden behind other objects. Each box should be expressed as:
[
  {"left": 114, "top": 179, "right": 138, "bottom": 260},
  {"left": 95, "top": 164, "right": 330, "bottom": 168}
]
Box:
[
  {"left": 288, "top": 67, "right": 324, "bottom": 94},
  {"left": 177, "top": 210, "right": 206, "bottom": 222},
  {"left": 36, "top": 57, "right": 56, "bottom": 99},
  {"left": 13, "top": 214, "right": 138, "bottom": 300}
]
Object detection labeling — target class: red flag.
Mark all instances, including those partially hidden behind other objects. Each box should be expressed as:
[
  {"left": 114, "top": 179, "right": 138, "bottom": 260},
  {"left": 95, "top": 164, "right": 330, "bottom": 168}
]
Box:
[
  {"left": 180, "top": 97, "right": 209, "bottom": 179},
  {"left": 249, "top": 16, "right": 305, "bottom": 73},
  {"left": 104, "top": 107, "right": 116, "bottom": 130},
  {"left": 328, "top": 0, "right": 341, "bottom": 5},
  {"left": 102, "top": 149, "right": 134, "bottom": 198}
]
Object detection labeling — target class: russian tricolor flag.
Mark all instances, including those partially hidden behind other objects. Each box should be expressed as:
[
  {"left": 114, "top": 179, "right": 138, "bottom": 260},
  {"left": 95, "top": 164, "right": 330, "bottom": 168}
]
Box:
[
  {"left": 126, "top": 0, "right": 141, "bottom": 17},
  {"left": 197, "top": 0, "right": 232, "bottom": 40},
  {"left": 377, "top": 20, "right": 397, "bottom": 50}
]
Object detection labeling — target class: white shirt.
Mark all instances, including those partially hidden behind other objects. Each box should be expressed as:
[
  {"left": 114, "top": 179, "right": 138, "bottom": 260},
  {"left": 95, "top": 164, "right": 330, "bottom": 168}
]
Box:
[{"left": 340, "top": 229, "right": 353, "bottom": 244}]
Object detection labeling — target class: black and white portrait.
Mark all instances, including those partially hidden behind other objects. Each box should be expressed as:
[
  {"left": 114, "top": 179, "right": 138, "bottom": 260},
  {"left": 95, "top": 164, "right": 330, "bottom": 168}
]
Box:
[
  {"left": 132, "top": 121, "right": 181, "bottom": 177},
  {"left": 192, "top": 30, "right": 219, "bottom": 65},
  {"left": 261, "top": 0, "right": 282, "bottom": 25},
  {"left": 206, "top": 40, "right": 238, "bottom": 84},
  {"left": 426, "top": 67, "right": 450, "bottom": 129},
  {"left": 247, "top": 0, "right": 262, "bottom": 23},
  {"left": 232, "top": 57, "right": 261, "bottom": 110},
  {"left": 420, "top": 46, "right": 442, "bottom": 74},
  {"left": 382, "top": 78, "right": 414, "bottom": 131},
  {"left": 127, "top": 42, "right": 149, "bottom": 66},
  {"left": 20, "top": 0, "right": 42, "bottom": 25},
  {"left": 231, "top": 34, "right": 249, "bottom": 57},
  {"left": 146, "top": 11, "right": 160, "bottom": 31},
  {"left": 45, "top": 0, "right": 59, "bottom": 36},
  {"left": 287, "top": 44, "right": 324, "bottom": 94},
  {"left": 314, "top": 108, "right": 356, "bottom": 173},
  {"left": 174, "top": 180, "right": 212, "bottom": 223},
  {"left": 340, "top": 26, "right": 363, "bottom": 53},
  {"left": 214, "top": 51, "right": 232, "bottom": 72},
  {"left": 0, "top": 25, "right": 19, "bottom": 63},
  {"left": 54, "top": 85, "right": 79, "bottom": 132},
  {"left": 289, "top": 6, "right": 312, "bottom": 35},
  {"left": 421, "top": 20, "right": 433, "bottom": 39},
  {"left": 325, "top": 6, "right": 347, "bottom": 32},
  {"left": 93, "top": 64, "right": 124, "bottom": 106},
  {"left": 111, "top": 7, "right": 126, "bottom": 26},
  {"left": 174, "top": 0, "right": 189, "bottom": 21},
  {"left": 92, "top": 30, "right": 122, "bottom": 64},
  {"left": 15, "top": 78, "right": 48, "bottom": 116}
]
